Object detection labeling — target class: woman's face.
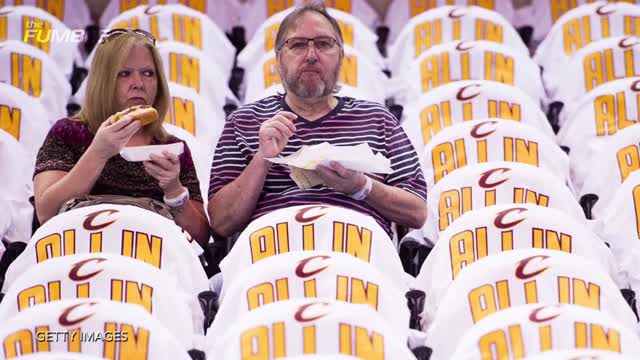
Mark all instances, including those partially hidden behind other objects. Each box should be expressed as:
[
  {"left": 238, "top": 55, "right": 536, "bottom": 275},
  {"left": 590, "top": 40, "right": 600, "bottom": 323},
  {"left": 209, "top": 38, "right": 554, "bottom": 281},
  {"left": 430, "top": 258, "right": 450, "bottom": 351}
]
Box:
[{"left": 114, "top": 44, "right": 158, "bottom": 112}]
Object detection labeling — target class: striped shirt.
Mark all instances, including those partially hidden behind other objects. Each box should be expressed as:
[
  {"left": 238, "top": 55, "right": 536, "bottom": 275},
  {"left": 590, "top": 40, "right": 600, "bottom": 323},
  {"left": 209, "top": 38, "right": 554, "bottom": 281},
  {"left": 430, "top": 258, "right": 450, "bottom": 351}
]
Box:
[{"left": 208, "top": 95, "right": 428, "bottom": 236}]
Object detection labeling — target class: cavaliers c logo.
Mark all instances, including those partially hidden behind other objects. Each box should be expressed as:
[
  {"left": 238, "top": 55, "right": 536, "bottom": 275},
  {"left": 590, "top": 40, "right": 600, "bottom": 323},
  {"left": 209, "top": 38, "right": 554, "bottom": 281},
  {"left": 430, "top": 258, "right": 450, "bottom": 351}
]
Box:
[
  {"left": 295, "top": 255, "right": 331, "bottom": 278},
  {"left": 83, "top": 209, "right": 119, "bottom": 231},
  {"left": 478, "top": 167, "right": 511, "bottom": 189},
  {"left": 470, "top": 120, "right": 498, "bottom": 138},
  {"left": 295, "top": 206, "right": 329, "bottom": 223},
  {"left": 59, "top": 301, "right": 98, "bottom": 327},
  {"left": 515, "top": 255, "right": 550, "bottom": 280},
  {"left": 456, "top": 84, "right": 482, "bottom": 101},
  {"left": 68, "top": 257, "right": 107, "bottom": 282},
  {"left": 294, "top": 302, "right": 332, "bottom": 323},
  {"left": 493, "top": 207, "right": 527, "bottom": 229},
  {"left": 528, "top": 305, "right": 562, "bottom": 323}
]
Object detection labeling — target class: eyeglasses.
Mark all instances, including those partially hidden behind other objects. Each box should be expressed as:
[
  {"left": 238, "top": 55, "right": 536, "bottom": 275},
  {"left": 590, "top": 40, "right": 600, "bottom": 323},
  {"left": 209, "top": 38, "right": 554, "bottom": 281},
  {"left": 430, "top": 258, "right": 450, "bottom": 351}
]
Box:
[
  {"left": 278, "top": 36, "right": 339, "bottom": 54},
  {"left": 99, "top": 28, "right": 156, "bottom": 45}
]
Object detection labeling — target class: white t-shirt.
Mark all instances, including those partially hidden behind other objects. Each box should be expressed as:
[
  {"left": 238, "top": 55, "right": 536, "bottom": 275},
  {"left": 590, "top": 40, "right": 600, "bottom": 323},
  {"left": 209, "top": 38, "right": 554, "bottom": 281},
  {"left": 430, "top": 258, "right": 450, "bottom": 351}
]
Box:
[
  {"left": 388, "top": 5, "right": 527, "bottom": 77},
  {"left": 385, "top": 0, "right": 516, "bottom": 43},
  {"left": 99, "top": 0, "right": 241, "bottom": 32},
  {"left": 214, "top": 250, "right": 409, "bottom": 340},
  {"left": 0, "top": 298, "right": 192, "bottom": 359},
  {"left": 8, "top": 354, "right": 107, "bottom": 360},
  {"left": 243, "top": 44, "right": 388, "bottom": 105},
  {"left": 0, "top": 5, "right": 80, "bottom": 79},
  {"left": 535, "top": 2, "right": 640, "bottom": 100},
  {"left": 425, "top": 248, "right": 634, "bottom": 359},
  {"left": 157, "top": 41, "right": 239, "bottom": 109},
  {"left": 579, "top": 123, "right": 640, "bottom": 218},
  {"left": 415, "top": 204, "right": 621, "bottom": 323},
  {"left": 449, "top": 304, "right": 640, "bottom": 360},
  {"left": 0, "top": 40, "right": 71, "bottom": 124},
  {"left": 3, "top": 204, "right": 209, "bottom": 303},
  {"left": 165, "top": 82, "right": 224, "bottom": 153},
  {"left": 0, "top": 82, "right": 49, "bottom": 164},
  {"left": 517, "top": 0, "right": 640, "bottom": 46},
  {"left": 206, "top": 298, "right": 416, "bottom": 359},
  {"left": 237, "top": 7, "right": 383, "bottom": 74},
  {"left": 0, "top": 129, "right": 32, "bottom": 245},
  {"left": 400, "top": 80, "right": 553, "bottom": 158},
  {"left": 599, "top": 170, "right": 640, "bottom": 314},
  {"left": 220, "top": 205, "right": 407, "bottom": 292},
  {"left": 423, "top": 162, "right": 585, "bottom": 241},
  {"left": 1, "top": 0, "right": 92, "bottom": 30},
  {"left": 391, "top": 40, "right": 545, "bottom": 106},
  {"left": 421, "top": 119, "right": 569, "bottom": 188},
  {"left": 92, "top": 4, "right": 235, "bottom": 78},
  {"left": 0, "top": 253, "right": 203, "bottom": 348},
  {"left": 558, "top": 77, "right": 640, "bottom": 192},
  {"left": 235, "top": 0, "right": 381, "bottom": 41},
  {"left": 552, "top": 36, "right": 640, "bottom": 112}
]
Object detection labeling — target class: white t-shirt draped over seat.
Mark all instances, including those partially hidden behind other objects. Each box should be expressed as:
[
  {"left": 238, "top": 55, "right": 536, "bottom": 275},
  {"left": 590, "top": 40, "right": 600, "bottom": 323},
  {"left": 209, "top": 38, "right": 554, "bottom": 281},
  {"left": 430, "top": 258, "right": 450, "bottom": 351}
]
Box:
[
  {"left": 0, "top": 298, "right": 193, "bottom": 359},
  {"left": 206, "top": 298, "right": 417, "bottom": 359},
  {"left": 220, "top": 205, "right": 408, "bottom": 294},
  {"left": 422, "top": 162, "right": 584, "bottom": 242},
  {"left": 421, "top": 119, "right": 568, "bottom": 188},
  {"left": 0, "top": 253, "right": 203, "bottom": 348},
  {"left": 400, "top": 80, "right": 553, "bottom": 158},
  {"left": 449, "top": 304, "right": 640, "bottom": 360},
  {"left": 384, "top": 0, "right": 516, "bottom": 44},
  {"left": 0, "top": 40, "right": 71, "bottom": 125},
  {"left": 3, "top": 204, "right": 209, "bottom": 304},
  {"left": 387, "top": 5, "right": 527, "bottom": 77},
  {"left": 534, "top": 2, "right": 640, "bottom": 100},
  {"left": 1, "top": 0, "right": 92, "bottom": 31},
  {"left": 415, "top": 204, "right": 621, "bottom": 324},
  {"left": 424, "top": 248, "right": 634, "bottom": 358},
  {"left": 391, "top": 40, "right": 545, "bottom": 106},
  {"left": 213, "top": 250, "right": 409, "bottom": 340}
]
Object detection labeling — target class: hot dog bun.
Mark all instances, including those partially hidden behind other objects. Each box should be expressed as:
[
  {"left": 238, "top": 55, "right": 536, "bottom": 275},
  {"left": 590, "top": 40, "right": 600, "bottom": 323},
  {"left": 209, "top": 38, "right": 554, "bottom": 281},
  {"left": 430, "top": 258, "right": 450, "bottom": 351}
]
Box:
[{"left": 113, "top": 105, "right": 158, "bottom": 126}]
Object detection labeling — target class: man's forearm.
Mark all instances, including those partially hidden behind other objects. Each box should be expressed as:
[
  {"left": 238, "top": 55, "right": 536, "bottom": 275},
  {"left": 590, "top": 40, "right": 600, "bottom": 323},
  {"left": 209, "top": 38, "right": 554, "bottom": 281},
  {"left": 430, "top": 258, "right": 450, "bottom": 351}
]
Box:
[
  {"left": 363, "top": 179, "right": 428, "bottom": 229},
  {"left": 208, "top": 154, "right": 271, "bottom": 237}
]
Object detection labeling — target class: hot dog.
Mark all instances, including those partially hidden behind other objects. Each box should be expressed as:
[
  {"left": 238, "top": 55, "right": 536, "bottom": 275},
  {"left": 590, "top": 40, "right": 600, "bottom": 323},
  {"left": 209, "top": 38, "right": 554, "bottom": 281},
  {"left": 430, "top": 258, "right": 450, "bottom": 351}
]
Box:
[{"left": 113, "top": 105, "right": 158, "bottom": 126}]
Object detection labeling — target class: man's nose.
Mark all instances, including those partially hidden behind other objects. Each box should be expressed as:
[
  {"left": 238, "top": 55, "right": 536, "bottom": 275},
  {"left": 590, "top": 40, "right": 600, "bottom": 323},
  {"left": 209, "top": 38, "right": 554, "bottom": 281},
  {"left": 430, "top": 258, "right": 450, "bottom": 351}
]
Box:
[{"left": 305, "top": 42, "right": 318, "bottom": 63}]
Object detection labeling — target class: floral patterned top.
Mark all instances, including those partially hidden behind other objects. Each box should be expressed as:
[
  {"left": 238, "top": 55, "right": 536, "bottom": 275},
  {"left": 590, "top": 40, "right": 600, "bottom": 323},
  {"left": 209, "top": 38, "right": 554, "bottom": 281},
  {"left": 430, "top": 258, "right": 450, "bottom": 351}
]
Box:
[{"left": 34, "top": 118, "right": 202, "bottom": 203}]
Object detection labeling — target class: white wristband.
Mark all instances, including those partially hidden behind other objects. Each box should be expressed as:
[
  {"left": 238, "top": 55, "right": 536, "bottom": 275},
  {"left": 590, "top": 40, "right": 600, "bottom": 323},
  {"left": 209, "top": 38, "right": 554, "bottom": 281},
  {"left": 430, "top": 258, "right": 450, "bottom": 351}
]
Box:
[
  {"left": 164, "top": 187, "right": 189, "bottom": 208},
  {"left": 350, "top": 176, "right": 373, "bottom": 201}
]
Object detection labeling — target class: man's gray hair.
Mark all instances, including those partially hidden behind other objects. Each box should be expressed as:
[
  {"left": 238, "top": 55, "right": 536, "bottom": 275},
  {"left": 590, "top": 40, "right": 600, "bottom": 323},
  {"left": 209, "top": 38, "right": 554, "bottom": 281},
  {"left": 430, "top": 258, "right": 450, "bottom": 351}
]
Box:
[{"left": 274, "top": 1, "right": 344, "bottom": 53}]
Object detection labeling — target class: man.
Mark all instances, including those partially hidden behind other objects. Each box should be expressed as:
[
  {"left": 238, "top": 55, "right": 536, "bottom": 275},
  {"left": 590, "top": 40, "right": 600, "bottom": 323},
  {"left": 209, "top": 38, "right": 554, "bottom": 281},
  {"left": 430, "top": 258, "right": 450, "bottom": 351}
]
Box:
[{"left": 207, "top": 2, "right": 427, "bottom": 238}]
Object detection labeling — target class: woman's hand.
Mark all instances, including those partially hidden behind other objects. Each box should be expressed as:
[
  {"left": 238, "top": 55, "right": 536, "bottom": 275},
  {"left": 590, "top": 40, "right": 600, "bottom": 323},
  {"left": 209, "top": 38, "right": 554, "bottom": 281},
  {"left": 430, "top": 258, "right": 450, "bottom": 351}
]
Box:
[
  {"left": 144, "top": 150, "right": 184, "bottom": 197},
  {"left": 88, "top": 115, "right": 142, "bottom": 162}
]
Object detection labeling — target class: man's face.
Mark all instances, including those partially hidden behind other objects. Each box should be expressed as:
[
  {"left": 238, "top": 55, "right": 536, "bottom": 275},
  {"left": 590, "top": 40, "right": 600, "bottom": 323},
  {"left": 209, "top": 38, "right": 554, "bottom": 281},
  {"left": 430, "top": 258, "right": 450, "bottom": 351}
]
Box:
[{"left": 277, "top": 12, "right": 343, "bottom": 98}]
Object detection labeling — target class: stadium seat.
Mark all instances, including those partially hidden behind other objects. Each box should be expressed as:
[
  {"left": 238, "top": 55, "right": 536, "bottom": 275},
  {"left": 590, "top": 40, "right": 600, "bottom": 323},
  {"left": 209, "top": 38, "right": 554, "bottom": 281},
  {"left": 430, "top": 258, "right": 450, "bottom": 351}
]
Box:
[
  {"left": 400, "top": 80, "right": 553, "bottom": 157},
  {"left": 387, "top": 5, "right": 527, "bottom": 77},
  {"left": 550, "top": 36, "right": 640, "bottom": 121},
  {"left": 213, "top": 250, "right": 409, "bottom": 337},
  {"left": 523, "top": 349, "right": 636, "bottom": 359},
  {"left": 0, "top": 298, "right": 193, "bottom": 358},
  {"left": 0, "top": 40, "right": 72, "bottom": 124},
  {"left": 0, "top": 253, "right": 204, "bottom": 345},
  {"left": 421, "top": 119, "right": 568, "bottom": 188},
  {"left": 9, "top": 353, "right": 107, "bottom": 360},
  {"left": 424, "top": 248, "right": 635, "bottom": 357},
  {"left": 206, "top": 298, "right": 416, "bottom": 359},
  {"left": 219, "top": 205, "right": 409, "bottom": 295},
  {"left": 385, "top": 0, "right": 516, "bottom": 44},
  {"left": 390, "top": 40, "right": 545, "bottom": 106},
  {"left": 415, "top": 204, "right": 621, "bottom": 315},
  {"left": 579, "top": 123, "right": 640, "bottom": 219},
  {"left": 449, "top": 304, "right": 640, "bottom": 359},
  {"left": 2, "top": 204, "right": 209, "bottom": 303}
]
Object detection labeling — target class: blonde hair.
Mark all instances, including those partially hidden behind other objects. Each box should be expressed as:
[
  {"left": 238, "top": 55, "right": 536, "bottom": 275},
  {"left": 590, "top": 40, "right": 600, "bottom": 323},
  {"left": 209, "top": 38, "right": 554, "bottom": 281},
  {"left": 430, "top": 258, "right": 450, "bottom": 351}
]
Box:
[{"left": 73, "top": 31, "right": 170, "bottom": 142}]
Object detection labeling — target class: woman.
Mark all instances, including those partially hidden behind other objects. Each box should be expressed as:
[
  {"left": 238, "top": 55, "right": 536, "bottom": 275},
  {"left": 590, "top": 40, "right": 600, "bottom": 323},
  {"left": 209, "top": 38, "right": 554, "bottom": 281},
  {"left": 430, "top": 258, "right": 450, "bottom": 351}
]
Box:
[{"left": 33, "top": 29, "right": 210, "bottom": 247}]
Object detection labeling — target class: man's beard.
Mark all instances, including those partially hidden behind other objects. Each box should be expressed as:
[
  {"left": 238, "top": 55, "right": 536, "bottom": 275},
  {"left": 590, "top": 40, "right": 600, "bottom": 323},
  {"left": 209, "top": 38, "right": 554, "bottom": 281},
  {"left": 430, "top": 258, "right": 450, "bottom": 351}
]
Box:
[{"left": 281, "top": 64, "right": 340, "bottom": 98}]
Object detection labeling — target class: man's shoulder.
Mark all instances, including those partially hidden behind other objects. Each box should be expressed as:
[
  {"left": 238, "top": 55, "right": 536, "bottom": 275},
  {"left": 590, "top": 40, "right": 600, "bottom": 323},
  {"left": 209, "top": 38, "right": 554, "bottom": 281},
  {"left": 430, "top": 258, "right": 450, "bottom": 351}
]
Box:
[
  {"left": 228, "top": 95, "right": 283, "bottom": 120},
  {"left": 340, "top": 97, "right": 398, "bottom": 123}
]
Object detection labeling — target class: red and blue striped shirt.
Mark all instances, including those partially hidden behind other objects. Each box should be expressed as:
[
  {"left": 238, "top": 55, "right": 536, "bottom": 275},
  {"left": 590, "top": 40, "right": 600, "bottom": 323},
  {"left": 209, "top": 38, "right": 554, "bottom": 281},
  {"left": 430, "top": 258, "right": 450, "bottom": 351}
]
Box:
[{"left": 208, "top": 95, "right": 427, "bottom": 235}]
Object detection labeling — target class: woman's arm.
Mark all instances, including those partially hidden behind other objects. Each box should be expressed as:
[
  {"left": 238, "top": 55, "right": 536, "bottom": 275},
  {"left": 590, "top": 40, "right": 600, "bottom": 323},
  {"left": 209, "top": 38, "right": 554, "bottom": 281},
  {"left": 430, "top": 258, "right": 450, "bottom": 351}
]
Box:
[{"left": 173, "top": 199, "right": 210, "bottom": 248}]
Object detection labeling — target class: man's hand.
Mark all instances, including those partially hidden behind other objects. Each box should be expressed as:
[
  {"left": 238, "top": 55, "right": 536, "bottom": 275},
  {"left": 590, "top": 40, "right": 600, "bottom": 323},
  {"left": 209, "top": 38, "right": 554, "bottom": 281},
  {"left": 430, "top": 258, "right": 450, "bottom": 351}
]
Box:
[
  {"left": 316, "top": 161, "right": 367, "bottom": 196},
  {"left": 257, "top": 111, "right": 297, "bottom": 159}
]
